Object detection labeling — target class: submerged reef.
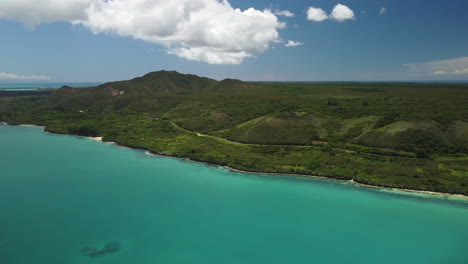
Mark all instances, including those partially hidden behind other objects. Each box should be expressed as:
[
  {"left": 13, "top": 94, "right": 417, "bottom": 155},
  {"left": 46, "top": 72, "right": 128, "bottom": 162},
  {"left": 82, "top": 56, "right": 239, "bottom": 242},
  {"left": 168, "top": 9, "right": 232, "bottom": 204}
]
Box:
[{"left": 81, "top": 241, "right": 121, "bottom": 258}]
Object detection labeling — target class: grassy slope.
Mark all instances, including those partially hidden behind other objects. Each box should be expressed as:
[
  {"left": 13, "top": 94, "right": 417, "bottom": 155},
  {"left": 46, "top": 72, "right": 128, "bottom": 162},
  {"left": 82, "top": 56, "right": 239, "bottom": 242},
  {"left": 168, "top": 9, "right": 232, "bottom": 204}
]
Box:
[{"left": 0, "top": 73, "right": 467, "bottom": 195}]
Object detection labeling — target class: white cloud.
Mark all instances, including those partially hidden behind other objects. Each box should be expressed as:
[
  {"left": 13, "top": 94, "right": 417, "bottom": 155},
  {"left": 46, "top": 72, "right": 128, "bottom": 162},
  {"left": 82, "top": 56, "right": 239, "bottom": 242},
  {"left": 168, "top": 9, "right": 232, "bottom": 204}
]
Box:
[
  {"left": 275, "top": 10, "right": 295, "bottom": 17},
  {"left": 379, "top": 7, "right": 386, "bottom": 15},
  {"left": 285, "top": 40, "right": 304, "bottom": 47},
  {"left": 330, "top": 4, "right": 355, "bottom": 22},
  {"left": 433, "top": 68, "right": 468, "bottom": 75},
  {"left": 403, "top": 57, "right": 468, "bottom": 75},
  {"left": 0, "top": 72, "right": 51, "bottom": 80},
  {"left": 0, "top": 0, "right": 93, "bottom": 28},
  {"left": 307, "top": 7, "right": 328, "bottom": 22},
  {"left": 78, "top": 0, "right": 285, "bottom": 65},
  {"left": 0, "top": 0, "right": 285, "bottom": 65}
]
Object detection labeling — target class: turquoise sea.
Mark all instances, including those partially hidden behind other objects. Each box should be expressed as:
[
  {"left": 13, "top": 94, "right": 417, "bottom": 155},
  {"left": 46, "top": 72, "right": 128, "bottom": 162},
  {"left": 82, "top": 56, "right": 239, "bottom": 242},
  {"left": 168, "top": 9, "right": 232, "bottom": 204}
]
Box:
[{"left": 0, "top": 124, "right": 467, "bottom": 264}]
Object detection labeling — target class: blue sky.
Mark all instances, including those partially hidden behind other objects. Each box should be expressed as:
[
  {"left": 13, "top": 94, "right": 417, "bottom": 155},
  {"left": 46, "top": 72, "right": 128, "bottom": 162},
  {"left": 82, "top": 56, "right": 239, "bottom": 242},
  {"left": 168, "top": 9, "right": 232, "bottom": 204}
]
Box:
[{"left": 0, "top": 0, "right": 467, "bottom": 82}]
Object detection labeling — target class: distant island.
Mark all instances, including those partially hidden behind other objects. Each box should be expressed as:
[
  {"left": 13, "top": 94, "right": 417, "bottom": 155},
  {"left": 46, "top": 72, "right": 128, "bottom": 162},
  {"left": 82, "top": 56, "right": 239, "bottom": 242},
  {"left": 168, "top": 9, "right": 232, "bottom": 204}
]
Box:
[{"left": 1, "top": 71, "right": 467, "bottom": 195}]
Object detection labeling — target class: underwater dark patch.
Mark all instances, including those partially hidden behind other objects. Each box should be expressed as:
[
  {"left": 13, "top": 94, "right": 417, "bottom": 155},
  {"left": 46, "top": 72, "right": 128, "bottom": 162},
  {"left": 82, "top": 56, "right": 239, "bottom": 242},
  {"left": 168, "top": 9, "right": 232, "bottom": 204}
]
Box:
[{"left": 81, "top": 241, "right": 121, "bottom": 258}]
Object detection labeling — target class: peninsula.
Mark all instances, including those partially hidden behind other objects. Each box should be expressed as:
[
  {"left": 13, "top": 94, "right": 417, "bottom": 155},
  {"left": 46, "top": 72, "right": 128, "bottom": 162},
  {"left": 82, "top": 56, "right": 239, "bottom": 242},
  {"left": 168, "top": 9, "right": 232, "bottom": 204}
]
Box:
[{"left": 1, "top": 71, "right": 467, "bottom": 195}]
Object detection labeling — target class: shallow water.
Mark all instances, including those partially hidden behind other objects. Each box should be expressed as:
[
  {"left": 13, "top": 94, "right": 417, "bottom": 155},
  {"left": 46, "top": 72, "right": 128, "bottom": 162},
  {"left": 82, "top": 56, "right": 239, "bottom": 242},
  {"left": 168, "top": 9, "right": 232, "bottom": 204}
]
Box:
[{"left": 0, "top": 124, "right": 467, "bottom": 264}]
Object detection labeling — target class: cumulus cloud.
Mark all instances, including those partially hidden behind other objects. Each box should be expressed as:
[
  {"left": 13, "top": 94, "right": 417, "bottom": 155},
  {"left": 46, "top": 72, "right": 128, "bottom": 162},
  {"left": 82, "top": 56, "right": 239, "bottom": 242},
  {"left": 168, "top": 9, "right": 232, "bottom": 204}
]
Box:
[
  {"left": 285, "top": 40, "right": 304, "bottom": 47},
  {"left": 330, "top": 4, "right": 355, "bottom": 22},
  {"left": 275, "top": 10, "right": 295, "bottom": 17},
  {"left": 0, "top": 72, "right": 51, "bottom": 80},
  {"left": 0, "top": 0, "right": 285, "bottom": 65},
  {"left": 379, "top": 7, "right": 386, "bottom": 15},
  {"left": 403, "top": 57, "right": 468, "bottom": 75},
  {"left": 307, "top": 4, "right": 355, "bottom": 22},
  {"left": 307, "top": 7, "right": 328, "bottom": 22},
  {"left": 0, "top": 0, "right": 93, "bottom": 28}
]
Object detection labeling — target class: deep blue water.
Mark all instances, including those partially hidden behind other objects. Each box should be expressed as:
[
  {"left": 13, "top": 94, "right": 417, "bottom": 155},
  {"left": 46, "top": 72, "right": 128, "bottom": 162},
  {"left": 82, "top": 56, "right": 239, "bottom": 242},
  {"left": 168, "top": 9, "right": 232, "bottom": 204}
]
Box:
[{"left": 0, "top": 124, "right": 467, "bottom": 264}]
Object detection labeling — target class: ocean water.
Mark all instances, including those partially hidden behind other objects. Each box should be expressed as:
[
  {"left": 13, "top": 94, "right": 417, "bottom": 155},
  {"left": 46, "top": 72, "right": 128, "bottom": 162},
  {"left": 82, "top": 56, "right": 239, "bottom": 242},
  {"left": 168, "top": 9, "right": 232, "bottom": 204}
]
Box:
[
  {"left": 0, "top": 124, "right": 467, "bottom": 264},
  {"left": 0, "top": 83, "right": 102, "bottom": 91}
]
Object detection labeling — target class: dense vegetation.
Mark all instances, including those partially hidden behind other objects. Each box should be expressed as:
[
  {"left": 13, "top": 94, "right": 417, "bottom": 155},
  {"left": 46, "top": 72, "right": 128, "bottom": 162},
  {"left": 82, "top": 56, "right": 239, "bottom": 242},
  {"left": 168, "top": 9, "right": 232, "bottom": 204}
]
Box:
[{"left": 1, "top": 71, "right": 467, "bottom": 195}]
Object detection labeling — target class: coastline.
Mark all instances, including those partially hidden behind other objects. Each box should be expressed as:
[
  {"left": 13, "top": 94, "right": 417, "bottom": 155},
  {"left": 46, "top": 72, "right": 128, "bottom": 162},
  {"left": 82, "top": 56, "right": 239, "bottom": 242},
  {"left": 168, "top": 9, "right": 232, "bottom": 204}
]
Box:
[
  {"left": 1, "top": 121, "right": 467, "bottom": 200},
  {"left": 219, "top": 162, "right": 468, "bottom": 200},
  {"left": 143, "top": 147, "right": 468, "bottom": 200}
]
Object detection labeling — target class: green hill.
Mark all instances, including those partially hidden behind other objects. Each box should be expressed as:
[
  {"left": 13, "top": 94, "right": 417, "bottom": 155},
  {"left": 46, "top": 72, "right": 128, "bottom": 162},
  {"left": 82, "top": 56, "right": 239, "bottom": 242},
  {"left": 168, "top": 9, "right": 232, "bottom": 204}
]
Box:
[
  {"left": 46, "top": 71, "right": 255, "bottom": 110},
  {"left": 100, "top": 70, "right": 218, "bottom": 94}
]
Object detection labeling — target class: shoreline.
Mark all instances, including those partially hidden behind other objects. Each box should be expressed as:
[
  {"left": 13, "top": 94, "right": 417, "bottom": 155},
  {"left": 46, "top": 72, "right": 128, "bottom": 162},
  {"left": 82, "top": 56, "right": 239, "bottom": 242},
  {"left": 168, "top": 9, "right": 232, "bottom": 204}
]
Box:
[
  {"left": 220, "top": 163, "right": 468, "bottom": 200},
  {"left": 1, "top": 121, "right": 467, "bottom": 200},
  {"left": 143, "top": 148, "right": 468, "bottom": 200}
]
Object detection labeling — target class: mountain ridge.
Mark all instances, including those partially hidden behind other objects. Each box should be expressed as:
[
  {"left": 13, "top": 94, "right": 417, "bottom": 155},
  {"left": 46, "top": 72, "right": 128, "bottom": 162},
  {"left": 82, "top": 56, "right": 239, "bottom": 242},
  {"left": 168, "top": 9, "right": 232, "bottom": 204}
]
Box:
[{"left": 47, "top": 70, "right": 254, "bottom": 109}]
